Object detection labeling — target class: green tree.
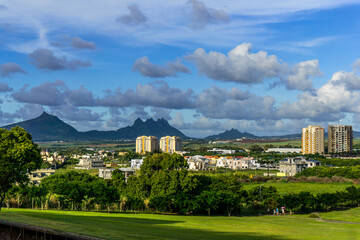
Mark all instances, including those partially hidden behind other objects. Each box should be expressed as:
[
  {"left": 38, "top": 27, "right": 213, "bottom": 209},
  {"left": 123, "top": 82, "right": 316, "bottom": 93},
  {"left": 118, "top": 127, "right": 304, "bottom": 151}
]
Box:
[{"left": 0, "top": 127, "right": 42, "bottom": 212}]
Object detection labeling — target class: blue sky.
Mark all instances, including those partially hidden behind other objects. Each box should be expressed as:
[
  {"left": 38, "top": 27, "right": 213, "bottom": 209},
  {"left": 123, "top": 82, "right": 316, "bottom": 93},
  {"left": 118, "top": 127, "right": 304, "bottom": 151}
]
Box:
[{"left": 1, "top": 0, "right": 360, "bottom": 137}]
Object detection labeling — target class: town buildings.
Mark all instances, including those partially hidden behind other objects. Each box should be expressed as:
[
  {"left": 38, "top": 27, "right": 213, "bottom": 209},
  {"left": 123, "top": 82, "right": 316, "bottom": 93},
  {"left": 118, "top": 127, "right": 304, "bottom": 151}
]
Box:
[
  {"left": 207, "top": 148, "right": 235, "bottom": 154},
  {"left": 186, "top": 155, "right": 260, "bottom": 171},
  {"left": 159, "top": 136, "right": 182, "bottom": 153},
  {"left": 301, "top": 125, "right": 325, "bottom": 154},
  {"left": 279, "top": 156, "right": 321, "bottom": 176},
  {"left": 265, "top": 148, "right": 302, "bottom": 154},
  {"left": 328, "top": 125, "right": 353, "bottom": 153},
  {"left": 136, "top": 136, "right": 159, "bottom": 154}
]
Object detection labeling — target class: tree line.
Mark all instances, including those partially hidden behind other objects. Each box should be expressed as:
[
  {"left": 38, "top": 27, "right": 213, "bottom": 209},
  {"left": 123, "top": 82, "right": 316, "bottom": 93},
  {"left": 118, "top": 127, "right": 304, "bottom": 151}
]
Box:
[
  {"left": 3, "top": 153, "right": 360, "bottom": 216},
  {"left": 296, "top": 166, "right": 360, "bottom": 179}
]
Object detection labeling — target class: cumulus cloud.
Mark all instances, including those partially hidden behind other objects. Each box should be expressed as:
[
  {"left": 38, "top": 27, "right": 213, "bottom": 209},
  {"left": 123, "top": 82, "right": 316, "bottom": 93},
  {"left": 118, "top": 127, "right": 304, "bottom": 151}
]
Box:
[
  {"left": 0, "top": 82, "right": 13, "bottom": 92},
  {"left": 276, "top": 70, "right": 360, "bottom": 122},
  {"left": 352, "top": 58, "right": 360, "bottom": 70},
  {"left": 285, "top": 59, "right": 322, "bottom": 91},
  {"left": 98, "top": 81, "right": 195, "bottom": 109},
  {"left": 117, "top": 4, "right": 147, "bottom": 26},
  {"left": 65, "top": 86, "right": 97, "bottom": 106},
  {"left": 49, "top": 105, "right": 102, "bottom": 122},
  {"left": 12, "top": 80, "right": 195, "bottom": 110},
  {"left": 28, "top": 48, "right": 91, "bottom": 71},
  {"left": 328, "top": 71, "right": 360, "bottom": 90},
  {"left": 15, "top": 104, "right": 44, "bottom": 120},
  {"left": 150, "top": 107, "right": 172, "bottom": 120},
  {"left": 133, "top": 57, "right": 190, "bottom": 78},
  {"left": 71, "top": 36, "right": 96, "bottom": 50},
  {"left": 186, "top": 43, "right": 284, "bottom": 84},
  {"left": 195, "top": 86, "right": 275, "bottom": 120},
  {"left": 0, "top": 62, "right": 26, "bottom": 77},
  {"left": 188, "top": 0, "right": 230, "bottom": 29},
  {"left": 12, "top": 80, "right": 66, "bottom": 106}
]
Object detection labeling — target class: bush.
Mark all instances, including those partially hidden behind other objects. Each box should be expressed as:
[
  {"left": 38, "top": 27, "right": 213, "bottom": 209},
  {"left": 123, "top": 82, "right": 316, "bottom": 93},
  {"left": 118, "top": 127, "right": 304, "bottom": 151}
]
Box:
[{"left": 308, "top": 213, "right": 320, "bottom": 218}]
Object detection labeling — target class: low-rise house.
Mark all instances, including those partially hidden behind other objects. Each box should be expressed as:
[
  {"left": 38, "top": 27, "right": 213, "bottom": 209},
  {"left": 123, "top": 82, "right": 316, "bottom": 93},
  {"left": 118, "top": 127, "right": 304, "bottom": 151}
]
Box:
[
  {"left": 279, "top": 156, "right": 321, "bottom": 176},
  {"left": 266, "top": 148, "right": 302, "bottom": 154},
  {"left": 131, "top": 158, "right": 145, "bottom": 169},
  {"left": 99, "top": 168, "right": 115, "bottom": 179},
  {"left": 187, "top": 155, "right": 211, "bottom": 171},
  {"left": 29, "top": 169, "right": 56, "bottom": 185},
  {"left": 76, "top": 157, "right": 105, "bottom": 169},
  {"left": 207, "top": 148, "right": 235, "bottom": 155},
  {"left": 98, "top": 168, "right": 135, "bottom": 182}
]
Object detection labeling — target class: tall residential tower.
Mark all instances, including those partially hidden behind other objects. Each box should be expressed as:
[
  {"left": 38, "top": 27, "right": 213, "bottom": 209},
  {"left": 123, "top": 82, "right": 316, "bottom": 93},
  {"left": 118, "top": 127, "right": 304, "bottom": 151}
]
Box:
[
  {"left": 136, "top": 136, "right": 158, "bottom": 154},
  {"left": 328, "top": 125, "right": 353, "bottom": 153},
  {"left": 302, "top": 125, "right": 325, "bottom": 154},
  {"left": 159, "top": 136, "right": 182, "bottom": 154}
]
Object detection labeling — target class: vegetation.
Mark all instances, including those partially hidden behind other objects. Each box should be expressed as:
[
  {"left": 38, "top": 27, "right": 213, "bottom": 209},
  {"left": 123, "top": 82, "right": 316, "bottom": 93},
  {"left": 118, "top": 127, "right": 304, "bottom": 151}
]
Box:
[
  {"left": 2, "top": 153, "right": 360, "bottom": 216},
  {"left": 242, "top": 182, "right": 353, "bottom": 195},
  {"left": 0, "top": 208, "right": 359, "bottom": 240},
  {"left": 0, "top": 127, "right": 42, "bottom": 212},
  {"left": 317, "top": 158, "right": 360, "bottom": 167},
  {"left": 296, "top": 166, "right": 360, "bottom": 179}
]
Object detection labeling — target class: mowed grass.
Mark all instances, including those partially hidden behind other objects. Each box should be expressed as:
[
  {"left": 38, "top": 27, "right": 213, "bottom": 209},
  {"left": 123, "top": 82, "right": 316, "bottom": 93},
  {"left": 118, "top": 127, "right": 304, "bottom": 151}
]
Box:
[
  {"left": 0, "top": 208, "right": 359, "bottom": 240},
  {"left": 319, "top": 207, "right": 360, "bottom": 223},
  {"left": 242, "top": 182, "right": 354, "bottom": 195}
]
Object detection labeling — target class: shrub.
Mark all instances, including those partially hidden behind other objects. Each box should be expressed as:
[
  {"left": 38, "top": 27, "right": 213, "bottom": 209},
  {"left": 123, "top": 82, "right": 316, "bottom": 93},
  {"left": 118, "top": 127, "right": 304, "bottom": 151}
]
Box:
[{"left": 308, "top": 213, "right": 320, "bottom": 218}]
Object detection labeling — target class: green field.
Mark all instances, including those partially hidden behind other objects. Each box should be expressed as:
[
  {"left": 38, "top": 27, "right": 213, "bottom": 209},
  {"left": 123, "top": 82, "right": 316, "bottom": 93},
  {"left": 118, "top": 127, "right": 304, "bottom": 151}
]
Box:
[
  {"left": 37, "top": 141, "right": 136, "bottom": 151},
  {"left": 0, "top": 208, "right": 359, "bottom": 239},
  {"left": 243, "top": 182, "right": 354, "bottom": 195}
]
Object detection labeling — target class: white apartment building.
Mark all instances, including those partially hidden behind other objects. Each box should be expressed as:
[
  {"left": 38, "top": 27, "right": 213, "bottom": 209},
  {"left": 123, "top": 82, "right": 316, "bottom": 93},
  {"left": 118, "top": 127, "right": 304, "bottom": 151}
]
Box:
[
  {"left": 302, "top": 125, "right": 325, "bottom": 154},
  {"left": 136, "top": 136, "right": 159, "bottom": 154},
  {"left": 159, "top": 136, "right": 182, "bottom": 153}
]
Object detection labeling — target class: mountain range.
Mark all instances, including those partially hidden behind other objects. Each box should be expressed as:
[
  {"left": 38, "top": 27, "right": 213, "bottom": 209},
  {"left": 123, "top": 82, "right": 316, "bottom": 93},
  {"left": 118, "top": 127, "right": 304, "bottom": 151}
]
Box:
[
  {"left": 2, "top": 112, "right": 187, "bottom": 141},
  {"left": 3, "top": 112, "right": 359, "bottom": 141}
]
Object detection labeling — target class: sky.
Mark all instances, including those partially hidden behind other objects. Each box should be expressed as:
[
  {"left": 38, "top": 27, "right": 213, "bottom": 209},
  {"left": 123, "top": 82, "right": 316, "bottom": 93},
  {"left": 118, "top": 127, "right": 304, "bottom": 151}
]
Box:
[{"left": 1, "top": 0, "right": 360, "bottom": 138}]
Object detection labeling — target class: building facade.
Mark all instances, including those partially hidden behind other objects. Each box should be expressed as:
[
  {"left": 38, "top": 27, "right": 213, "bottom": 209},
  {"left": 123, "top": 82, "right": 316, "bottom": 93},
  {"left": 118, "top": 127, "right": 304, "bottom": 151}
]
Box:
[
  {"left": 279, "top": 156, "right": 321, "bottom": 177},
  {"left": 328, "top": 125, "right": 353, "bottom": 153},
  {"left": 29, "top": 169, "right": 56, "bottom": 185},
  {"left": 302, "top": 125, "right": 325, "bottom": 154},
  {"left": 136, "top": 136, "right": 158, "bottom": 154},
  {"left": 159, "top": 136, "right": 182, "bottom": 153}
]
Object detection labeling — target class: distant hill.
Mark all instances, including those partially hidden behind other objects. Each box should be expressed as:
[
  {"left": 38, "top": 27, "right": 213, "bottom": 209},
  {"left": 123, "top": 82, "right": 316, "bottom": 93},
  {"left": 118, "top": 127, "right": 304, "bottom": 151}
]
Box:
[
  {"left": 205, "top": 128, "right": 256, "bottom": 140},
  {"left": 2, "top": 112, "right": 79, "bottom": 141},
  {"left": 205, "top": 129, "right": 302, "bottom": 140},
  {"left": 2, "top": 112, "right": 187, "bottom": 141},
  {"left": 206, "top": 129, "right": 360, "bottom": 140}
]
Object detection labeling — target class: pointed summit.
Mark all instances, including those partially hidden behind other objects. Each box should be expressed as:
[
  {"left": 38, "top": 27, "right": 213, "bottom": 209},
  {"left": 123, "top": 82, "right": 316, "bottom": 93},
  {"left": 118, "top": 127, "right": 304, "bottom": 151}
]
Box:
[
  {"left": 38, "top": 111, "right": 52, "bottom": 118},
  {"left": 2, "top": 112, "right": 78, "bottom": 140},
  {"left": 133, "top": 118, "right": 144, "bottom": 126}
]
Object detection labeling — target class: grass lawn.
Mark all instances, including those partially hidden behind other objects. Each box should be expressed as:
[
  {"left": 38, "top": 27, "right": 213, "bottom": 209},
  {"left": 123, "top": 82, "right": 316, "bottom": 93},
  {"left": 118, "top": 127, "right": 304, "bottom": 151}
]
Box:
[
  {"left": 242, "top": 182, "right": 354, "bottom": 195},
  {"left": 319, "top": 207, "right": 360, "bottom": 223},
  {"left": 0, "top": 208, "right": 359, "bottom": 240}
]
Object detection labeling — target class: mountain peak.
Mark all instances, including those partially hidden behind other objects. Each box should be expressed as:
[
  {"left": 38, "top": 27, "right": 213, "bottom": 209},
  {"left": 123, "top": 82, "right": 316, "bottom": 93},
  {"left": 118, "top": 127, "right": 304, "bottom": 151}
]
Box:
[
  {"left": 205, "top": 128, "right": 256, "bottom": 140},
  {"left": 145, "top": 118, "right": 156, "bottom": 123},
  {"left": 133, "top": 118, "right": 144, "bottom": 126},
  {"left": 40, "top": 111, "right": 50, "bottom": 117}
]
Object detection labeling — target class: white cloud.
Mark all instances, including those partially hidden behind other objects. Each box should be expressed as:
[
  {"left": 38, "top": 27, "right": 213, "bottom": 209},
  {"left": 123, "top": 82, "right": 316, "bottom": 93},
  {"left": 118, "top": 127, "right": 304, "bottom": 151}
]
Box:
[
  {"left": 285, "top": 59, "right": 322, "bottom": 91},
  {"left": 186, "top": 43, "right": 284, "bottom": 84}
]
